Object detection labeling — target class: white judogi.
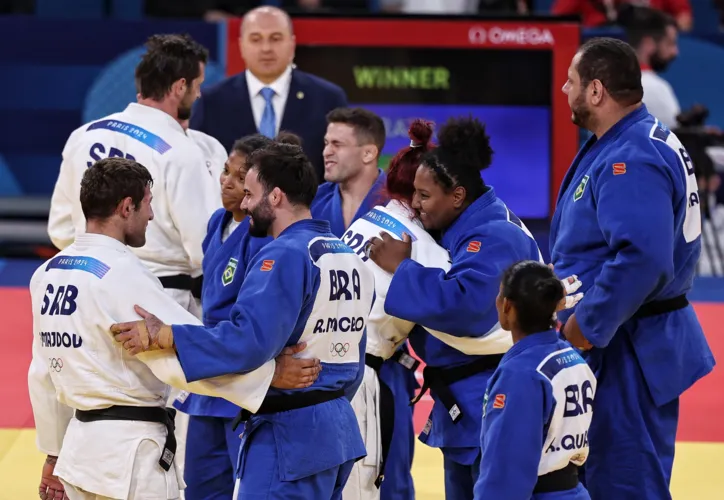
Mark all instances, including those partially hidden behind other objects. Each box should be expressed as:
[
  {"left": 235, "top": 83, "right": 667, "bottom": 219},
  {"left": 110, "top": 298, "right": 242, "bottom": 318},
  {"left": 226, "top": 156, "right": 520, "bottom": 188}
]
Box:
[
  {"left": 47, "top": 103, "right": 222, "bottom": 312},
  {"left": 28, "top": 233, "right": 274, "bottom": 499},
  {"left": 339, "top": 200, "right": 454, "bottom": 500},
  {"left": 187, "top": 128, "right": 227, "bottom": 184}
]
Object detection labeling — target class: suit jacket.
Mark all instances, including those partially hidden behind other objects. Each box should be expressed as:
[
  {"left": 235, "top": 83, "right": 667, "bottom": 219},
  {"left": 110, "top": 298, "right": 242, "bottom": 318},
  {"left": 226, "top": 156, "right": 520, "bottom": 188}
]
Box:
[{"left": 190, "top": 68, "right": 348, "bottom": 183}]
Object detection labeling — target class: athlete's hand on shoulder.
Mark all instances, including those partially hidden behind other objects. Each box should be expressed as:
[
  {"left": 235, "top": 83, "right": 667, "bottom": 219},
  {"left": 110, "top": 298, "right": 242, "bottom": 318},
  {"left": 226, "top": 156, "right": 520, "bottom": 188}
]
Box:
[
  {"left": 111, "top": 305, "right": 174, "bottom": 355},
  {"left": 271, "top": 342, "right": 322, "bottom": 389},
  {"left": 39, "top": 455, "right": 67, "bottom": 500},
  {"left": 367, "top": 232, "right": 412, "bottom": 274}
]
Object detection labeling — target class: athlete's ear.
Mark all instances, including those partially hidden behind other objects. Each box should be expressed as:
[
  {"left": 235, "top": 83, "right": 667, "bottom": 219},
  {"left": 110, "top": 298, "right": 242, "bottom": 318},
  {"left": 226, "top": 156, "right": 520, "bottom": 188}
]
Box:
[
  {"left": 590, "top": 79, "right": 604, "bottom": 106},
  {"left": 269, "top": 186, "right": 283, "bottom": 207},
  {"left": 117, "top": 196, "right": 134, "bottom": 219},
  {"left": 452, "top": 185, "right": 466, "bottom": 209}
]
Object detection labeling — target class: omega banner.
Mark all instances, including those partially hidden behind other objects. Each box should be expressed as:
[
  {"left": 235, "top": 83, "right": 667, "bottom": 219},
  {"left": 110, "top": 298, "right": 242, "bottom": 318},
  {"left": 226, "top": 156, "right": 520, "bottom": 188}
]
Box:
[{"left": 226, "top": 17, "right": 581, "bottom": 218}]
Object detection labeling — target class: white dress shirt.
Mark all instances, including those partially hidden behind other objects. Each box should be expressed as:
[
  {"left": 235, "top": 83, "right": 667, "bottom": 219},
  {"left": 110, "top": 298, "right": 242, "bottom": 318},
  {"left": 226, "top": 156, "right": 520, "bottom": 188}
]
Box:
[
  {"left": 245, "top": 65, "right": 293, "bottom": 136},
  {"left": 641, "top": 69, "right": 681, "bottom": 130}
]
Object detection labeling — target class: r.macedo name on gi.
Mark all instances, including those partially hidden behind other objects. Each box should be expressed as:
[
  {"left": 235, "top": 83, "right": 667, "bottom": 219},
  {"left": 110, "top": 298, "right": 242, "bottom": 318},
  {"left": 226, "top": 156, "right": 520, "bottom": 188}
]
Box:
[{"left": 313, "top": 316, "right": 366, "bottom": 334}]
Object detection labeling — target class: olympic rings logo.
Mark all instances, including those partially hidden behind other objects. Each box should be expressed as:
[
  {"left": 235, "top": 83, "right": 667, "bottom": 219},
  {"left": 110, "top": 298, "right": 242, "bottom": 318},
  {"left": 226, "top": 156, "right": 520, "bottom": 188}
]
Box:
[
  {"left": 330, "top": 343, "right": 350, "bottom": 357},
  {"left": 49, "top": 358, "right": 63, "bottom": 372}
]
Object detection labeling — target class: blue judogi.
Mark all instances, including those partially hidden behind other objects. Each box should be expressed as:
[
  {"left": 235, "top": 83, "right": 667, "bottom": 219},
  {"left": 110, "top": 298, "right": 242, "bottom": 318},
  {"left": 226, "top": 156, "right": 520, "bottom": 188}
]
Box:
[
  {"left": 172, "top": 219, "right": 371, "bottom": 499},
  {"left": 474, "top": 330, "right": 594, "bottom": 500},
  {"left": 311, "top": 170, "right": 418, "bottom": 500},
  {"left": 173, "top": 209, "right": 271, "bottom": 499},
  {"left": 550, "top": 105, "right": 715, "bottom": 499},
  {"left": 385, "top": 187, "right": 542, "bottom": 499}
]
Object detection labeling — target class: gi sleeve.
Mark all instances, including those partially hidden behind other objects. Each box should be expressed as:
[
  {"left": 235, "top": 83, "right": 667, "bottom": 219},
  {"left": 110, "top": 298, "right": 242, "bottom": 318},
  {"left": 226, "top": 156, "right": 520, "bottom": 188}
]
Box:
[
  {"left": 165, "top": 146, "right": 221, "bottom": 269},
  {"left": 27, "top": 269, "right": 73, "bottom": 456},
  {"left": 173, "top": 244, "right": 309, "bottom": 381},
  {"left": 575, "top": 160, "right": 676, "bottom": 348},
  {"left": 48, "top": 130, "right": 83, "bottom": 250},
  {"left": 385, "top": 233, "right": 514, "bottom": 337},
  {"left": 473, "top": 370, "right": 550, "bottom": 499},
  {"left": 104, "top": 266, "right": 274, "bottom": 412}
]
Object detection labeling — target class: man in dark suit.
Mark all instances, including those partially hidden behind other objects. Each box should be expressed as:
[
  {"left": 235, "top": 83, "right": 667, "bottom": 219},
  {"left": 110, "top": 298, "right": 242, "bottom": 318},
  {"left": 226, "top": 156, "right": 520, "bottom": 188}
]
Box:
[{"left": 190, "top": 5, "right": 348, "bottom": 182}]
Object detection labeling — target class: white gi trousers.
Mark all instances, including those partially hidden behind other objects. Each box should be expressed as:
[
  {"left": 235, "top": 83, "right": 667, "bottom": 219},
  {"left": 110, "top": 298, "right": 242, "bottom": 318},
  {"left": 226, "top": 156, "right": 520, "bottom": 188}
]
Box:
[{"left": 342, "top": 365, "right": 382, "bottom": 500}]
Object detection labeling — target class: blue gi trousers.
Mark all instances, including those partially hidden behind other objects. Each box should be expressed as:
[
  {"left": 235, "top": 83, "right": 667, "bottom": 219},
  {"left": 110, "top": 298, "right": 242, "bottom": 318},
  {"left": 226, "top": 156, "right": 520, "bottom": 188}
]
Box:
[
  {"left": 378, "top": 357, "right": 418, "bottom": 500},
  {"left": 444, "top": 452, "right": 481, "bottom": 500},
  {"left": 184, "top": 416, "right": 240, "bottom": 500},
  {"left": 582, "top": 331, "right": 679, "bottom": 500},
  {"left": 236, "top": 422, "right": 356, "bottom": 499}
]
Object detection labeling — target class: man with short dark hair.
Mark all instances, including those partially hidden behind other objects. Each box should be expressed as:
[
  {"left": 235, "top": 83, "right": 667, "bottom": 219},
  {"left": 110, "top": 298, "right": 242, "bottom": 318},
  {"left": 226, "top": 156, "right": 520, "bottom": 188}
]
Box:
[
  {"left": 312, "top": 107, "right": 387, "bottom": 234},
  {"left": 49, "top": 33, "right": 220, "bottom": 317},
  {"left": 111, "top": 144, "right": 373, "bottom": 499},
  {"left": 30, "top": 157, "right": 318, "bottom": 500},
  {"left": 553, "top": 37, "right": 715, "bottom": 499},
  {"left": 625, "top": 7, "right": 681, "bottom": 128}
]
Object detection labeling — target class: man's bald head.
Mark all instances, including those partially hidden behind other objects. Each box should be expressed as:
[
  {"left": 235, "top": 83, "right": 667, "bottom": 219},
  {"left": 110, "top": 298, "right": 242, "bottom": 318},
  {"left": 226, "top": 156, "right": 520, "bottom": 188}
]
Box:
[
  {"left": 240, "top": 7, "right": 293, "bottom": 38},
  {"left": 239, "top": 6, "right": 296, "bottom": 84}
]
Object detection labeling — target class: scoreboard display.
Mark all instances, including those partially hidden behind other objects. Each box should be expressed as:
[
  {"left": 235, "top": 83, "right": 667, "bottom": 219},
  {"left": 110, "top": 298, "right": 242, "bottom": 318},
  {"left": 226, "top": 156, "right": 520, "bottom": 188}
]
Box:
[{"left": 226, "top": 16, "right": 580, "bottom": 219}]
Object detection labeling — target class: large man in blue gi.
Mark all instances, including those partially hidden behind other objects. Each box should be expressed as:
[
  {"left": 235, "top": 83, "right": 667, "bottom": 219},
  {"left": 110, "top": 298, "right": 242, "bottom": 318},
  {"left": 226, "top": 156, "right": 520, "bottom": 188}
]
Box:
[
  {"left": 311, "top": 107, "right": 418, "bottom": 500},
  {"left": 112, "top": 142, "right": 372, "bottom": 499},
  {"left": 552, "top": 37, "right": 715, "bottom": 499}
]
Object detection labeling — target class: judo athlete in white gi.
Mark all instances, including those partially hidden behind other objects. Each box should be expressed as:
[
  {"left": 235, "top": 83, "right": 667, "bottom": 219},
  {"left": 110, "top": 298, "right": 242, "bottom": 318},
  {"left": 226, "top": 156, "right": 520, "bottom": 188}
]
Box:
[
  {"left": 111, "top": 143, "right": 371, "bottom": 500},
  {"left": 181, "top": 118, "right": 228, "bottom": 182},
  {"left": 312, "top": 108, "right": 419, "bottom": 500},
  {"left": 554, "top": 38, "right": 715, "bottom": 499},
  {"left": 338, "top": 119, "right": 447, "bottom": 500},
  {"left": 48, "top": 34, "right": 220, "bottom": 316},
  {"left": 368, "top": 117, "right": 544, "bottom": 500},
  {"left": 29, "top": 158, "right": 320, "bottom": 500},
  {"left": 473, "top": 261, "right": 595, "bottom": 500}
]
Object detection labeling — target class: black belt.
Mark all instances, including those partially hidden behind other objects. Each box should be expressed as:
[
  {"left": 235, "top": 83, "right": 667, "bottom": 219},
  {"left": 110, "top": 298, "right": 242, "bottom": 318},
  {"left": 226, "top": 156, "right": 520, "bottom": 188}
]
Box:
[
  {"left": 534, "top": 462, "right": 579, "bottom": 493},
  {"left": 158, "top": 274, "right": 203, "bottom": 300},
  {"left": 410, "top": 354, "right": 504, "bottom": 424},
  {"left": 633, "top": 294, "right": 688, "bottom": 319},
  {"left": 364, "top": 350, "right": 420, "bottom": 488},
  {"left": 75, "top": 406, "right": 177, "bottom": 471},
  {"left": 232, "top": 389, "right": 345, "bottom": 431}
]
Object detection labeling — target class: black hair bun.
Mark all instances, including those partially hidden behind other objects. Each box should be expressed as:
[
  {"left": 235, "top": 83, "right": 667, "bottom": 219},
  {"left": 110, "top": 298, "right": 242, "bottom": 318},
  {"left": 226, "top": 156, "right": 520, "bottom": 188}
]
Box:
[
  {"left": 537, "top": 278, "right": 564, "bottom": 303},
  {"left": 437, "top": 116, "right": 493, "bottom": 171}
]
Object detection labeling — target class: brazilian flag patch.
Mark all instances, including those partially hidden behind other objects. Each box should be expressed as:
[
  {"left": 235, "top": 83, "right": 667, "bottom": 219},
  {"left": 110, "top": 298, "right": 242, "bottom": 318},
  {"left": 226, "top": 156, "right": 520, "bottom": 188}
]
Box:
[
  {"left": 573, "top": 175, "right": 590, "bottom": 202},
  {"left": 221, "top": 258, "right": 238, "bottom": 287}
]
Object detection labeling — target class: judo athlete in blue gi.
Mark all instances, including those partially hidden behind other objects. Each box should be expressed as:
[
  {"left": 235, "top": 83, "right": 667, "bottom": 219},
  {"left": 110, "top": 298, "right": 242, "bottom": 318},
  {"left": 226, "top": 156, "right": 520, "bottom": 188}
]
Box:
[
  {"left": 112, "top": 142, "right": 372, "bottom": 499},
  {"left": 311, "top": 107, "right": 418, "bottom": 500},
  {"left": 368, "top": 117, "right": 543, "bottom": 500},
  {"left": 174, "top": 133, "right": 312, "bottom": 499},
  {"left": 554, "top": 38, "right": 715, "bottom": 499},
  {"left": 474, "top": 261, "right": 595, "bottom": 500}
]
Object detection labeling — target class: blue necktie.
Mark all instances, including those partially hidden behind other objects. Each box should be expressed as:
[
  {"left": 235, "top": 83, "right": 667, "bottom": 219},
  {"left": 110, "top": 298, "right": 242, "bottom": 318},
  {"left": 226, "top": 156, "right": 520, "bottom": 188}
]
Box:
[{"left": 259, "top": 87, "right": 276, "bottom": 138}]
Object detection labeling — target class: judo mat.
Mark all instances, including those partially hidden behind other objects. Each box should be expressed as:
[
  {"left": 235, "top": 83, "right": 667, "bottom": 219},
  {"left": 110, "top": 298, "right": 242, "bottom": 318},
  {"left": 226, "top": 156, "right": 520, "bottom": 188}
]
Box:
[{"left": 1, "top": 259, "right": 722, "bottom": 500}]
